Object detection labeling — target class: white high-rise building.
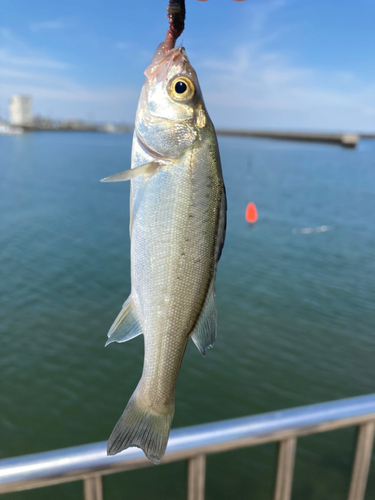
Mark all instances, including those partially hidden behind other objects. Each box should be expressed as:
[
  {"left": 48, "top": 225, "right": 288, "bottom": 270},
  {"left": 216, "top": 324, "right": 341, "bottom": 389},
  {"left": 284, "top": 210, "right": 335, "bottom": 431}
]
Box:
[{"left": 9, "top": 95, "right": 33, "bottom": 126}]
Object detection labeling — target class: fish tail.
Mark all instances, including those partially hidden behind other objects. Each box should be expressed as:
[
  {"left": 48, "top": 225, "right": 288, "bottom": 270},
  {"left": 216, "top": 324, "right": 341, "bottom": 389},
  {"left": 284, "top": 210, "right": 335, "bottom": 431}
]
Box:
[{"left": 107, "top": 393, "right": 174, "bottom": 464}]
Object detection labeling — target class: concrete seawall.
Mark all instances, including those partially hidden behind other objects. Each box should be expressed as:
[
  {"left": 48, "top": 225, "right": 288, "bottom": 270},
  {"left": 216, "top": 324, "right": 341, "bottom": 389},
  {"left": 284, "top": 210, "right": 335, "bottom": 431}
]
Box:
[
  {"left": 15, "top": 126, "right": 363, "bottom": 148},
  {"left": 215, "top": 129, "right": 359, "bottom": 148}
]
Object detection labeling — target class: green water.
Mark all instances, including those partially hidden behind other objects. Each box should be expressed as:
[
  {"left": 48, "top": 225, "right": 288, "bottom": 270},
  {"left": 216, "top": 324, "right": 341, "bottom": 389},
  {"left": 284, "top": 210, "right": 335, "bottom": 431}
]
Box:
[{"left": 1, "top": 132, "right": 374, "bottom": 499}]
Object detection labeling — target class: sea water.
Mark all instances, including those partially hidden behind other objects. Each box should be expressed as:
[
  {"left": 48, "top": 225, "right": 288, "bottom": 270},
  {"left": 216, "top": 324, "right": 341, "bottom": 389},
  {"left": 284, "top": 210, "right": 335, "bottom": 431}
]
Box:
[{"left": 1, "top": 132, "right": 374, "bottom": 500}]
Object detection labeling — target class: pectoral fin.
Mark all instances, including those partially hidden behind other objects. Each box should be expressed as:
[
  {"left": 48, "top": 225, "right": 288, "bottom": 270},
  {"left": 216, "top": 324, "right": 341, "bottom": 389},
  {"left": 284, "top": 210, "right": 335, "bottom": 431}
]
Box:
[
  {"left": 100, "top": 161, "right": 161, "bottom": 182},
  {"left": 105, "top": 296, "right": 142, "bottom": 346},
  {"left": 190, "top": 278, "right": 217, "bottom": 356}
]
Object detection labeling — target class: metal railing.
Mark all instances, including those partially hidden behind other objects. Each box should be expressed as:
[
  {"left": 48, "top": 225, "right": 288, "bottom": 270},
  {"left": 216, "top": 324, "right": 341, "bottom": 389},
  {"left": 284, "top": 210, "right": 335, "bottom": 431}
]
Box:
[{"left": 0, "top": 394, "right": 374, "bottom": 500}]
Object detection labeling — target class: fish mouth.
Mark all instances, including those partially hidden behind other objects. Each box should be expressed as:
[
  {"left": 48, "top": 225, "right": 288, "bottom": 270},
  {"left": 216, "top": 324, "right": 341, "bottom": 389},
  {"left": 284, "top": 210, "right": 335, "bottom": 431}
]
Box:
[
  {"left": 136, "top": 131, "right": 172, "bottom": 162},
  {"left": 145, "top": 43, "right": 188, "bottom": 83}
]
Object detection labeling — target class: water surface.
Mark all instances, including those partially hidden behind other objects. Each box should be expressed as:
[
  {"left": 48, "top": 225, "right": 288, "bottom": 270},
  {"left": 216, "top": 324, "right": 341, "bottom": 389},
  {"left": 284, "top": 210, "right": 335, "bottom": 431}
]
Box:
[{"left": 1, "top": 132, "right": 374, "bottom": 500}]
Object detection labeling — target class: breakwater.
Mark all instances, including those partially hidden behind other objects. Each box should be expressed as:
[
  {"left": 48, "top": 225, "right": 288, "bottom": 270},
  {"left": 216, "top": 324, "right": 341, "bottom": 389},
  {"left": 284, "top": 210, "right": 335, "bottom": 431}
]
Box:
[
  {"left": 216, "top": 129, "right": 359, "bottom": 148},
  {"left": 19, "top": 125, "right": 362, "bottom": 148}
]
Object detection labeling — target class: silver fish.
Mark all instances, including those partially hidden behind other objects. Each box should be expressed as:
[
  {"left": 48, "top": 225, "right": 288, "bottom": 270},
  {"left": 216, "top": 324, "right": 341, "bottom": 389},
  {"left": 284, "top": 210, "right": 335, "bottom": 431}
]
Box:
[{"left": 102, "top": 42, "right": 226, "bottom": 464}]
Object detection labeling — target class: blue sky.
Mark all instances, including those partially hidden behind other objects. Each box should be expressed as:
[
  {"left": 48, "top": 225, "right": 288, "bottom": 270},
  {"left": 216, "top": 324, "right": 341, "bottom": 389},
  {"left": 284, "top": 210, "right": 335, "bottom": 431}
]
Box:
[{"left": 1, "top": 0, "right": 375, "bottom": 131}]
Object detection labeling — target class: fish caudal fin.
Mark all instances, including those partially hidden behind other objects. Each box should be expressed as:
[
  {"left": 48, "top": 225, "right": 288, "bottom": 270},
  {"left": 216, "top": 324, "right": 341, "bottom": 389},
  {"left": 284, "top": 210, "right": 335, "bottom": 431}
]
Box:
[{"left": 107, "top": 394, "right": 174, "bottom": 464}]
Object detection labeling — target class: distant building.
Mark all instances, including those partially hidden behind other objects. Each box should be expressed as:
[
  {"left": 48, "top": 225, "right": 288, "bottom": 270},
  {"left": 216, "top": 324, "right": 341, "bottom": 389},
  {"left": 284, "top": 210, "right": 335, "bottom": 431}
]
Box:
[
  {"left": 9, "top": 95, "right": 33, "bottom": 126},
  {"left": 102, "top": 123, "right": 117, "bottom": 133}
]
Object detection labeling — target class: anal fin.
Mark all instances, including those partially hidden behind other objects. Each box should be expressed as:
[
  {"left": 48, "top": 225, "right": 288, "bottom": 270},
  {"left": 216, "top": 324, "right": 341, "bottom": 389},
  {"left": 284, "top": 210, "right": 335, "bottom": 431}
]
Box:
[
  {"left": 105, "top": 296, "right": 142, "bottom": 346},
  {"left": 190, "top": 278, "right": 217, "bottom": 356}
]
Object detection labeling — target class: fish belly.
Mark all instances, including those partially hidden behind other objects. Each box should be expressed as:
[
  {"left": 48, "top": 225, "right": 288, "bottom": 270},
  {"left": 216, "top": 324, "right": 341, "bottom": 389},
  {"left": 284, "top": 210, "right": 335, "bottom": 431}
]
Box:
[{"left": 130, "top": 143, "right": 221, "bottom": 411}]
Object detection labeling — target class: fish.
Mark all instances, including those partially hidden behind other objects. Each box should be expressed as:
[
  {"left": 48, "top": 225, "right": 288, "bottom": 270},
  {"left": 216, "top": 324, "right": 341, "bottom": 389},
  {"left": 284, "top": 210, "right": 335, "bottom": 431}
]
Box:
[{"left": 101, "top": 41, "right": 226, "bottom": 464}]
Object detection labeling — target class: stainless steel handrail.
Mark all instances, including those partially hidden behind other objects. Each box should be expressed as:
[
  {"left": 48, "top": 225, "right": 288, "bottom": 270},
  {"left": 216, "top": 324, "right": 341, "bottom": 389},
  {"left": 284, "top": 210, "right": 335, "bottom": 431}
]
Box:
[{"left": 1, "top": 394, "right": 374, "bottom": 500}]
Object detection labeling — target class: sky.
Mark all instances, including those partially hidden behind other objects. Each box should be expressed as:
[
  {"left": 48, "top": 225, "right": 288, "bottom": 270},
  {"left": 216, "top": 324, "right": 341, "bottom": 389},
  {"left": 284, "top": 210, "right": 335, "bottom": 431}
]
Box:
[{"left": 1, "top": 0, "right": 375, "bottom": 131}]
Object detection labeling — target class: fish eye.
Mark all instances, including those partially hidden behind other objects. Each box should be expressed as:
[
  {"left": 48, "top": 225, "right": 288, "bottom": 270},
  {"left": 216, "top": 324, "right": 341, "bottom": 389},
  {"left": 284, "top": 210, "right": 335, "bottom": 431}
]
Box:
[
  {"left": 175, "top": 81, "right": 187, "bottom": 94},
  {"left": 169, "top": 76, "right": 195, "bottom": 102}
]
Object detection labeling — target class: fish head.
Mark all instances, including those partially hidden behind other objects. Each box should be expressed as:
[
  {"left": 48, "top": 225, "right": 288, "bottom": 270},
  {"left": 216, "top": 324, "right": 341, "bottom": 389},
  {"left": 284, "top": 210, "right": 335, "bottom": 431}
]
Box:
[{"left": 135, "top": 43, "right": 209, "bottom": 159}]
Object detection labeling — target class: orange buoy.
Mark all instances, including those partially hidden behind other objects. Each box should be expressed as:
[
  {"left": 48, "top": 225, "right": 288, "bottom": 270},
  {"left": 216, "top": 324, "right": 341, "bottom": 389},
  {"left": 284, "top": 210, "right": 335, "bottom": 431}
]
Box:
[{"left": 245, "top": 202, "right": 258, "bottom": 224}]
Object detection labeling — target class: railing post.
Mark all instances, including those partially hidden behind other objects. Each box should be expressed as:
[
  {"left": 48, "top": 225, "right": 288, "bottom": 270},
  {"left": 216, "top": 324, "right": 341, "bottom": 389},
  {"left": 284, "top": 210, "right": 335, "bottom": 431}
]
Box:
[
  {"left": 347, "top": 421, "right": 375, "bottom": 500},
  {"left": 273, "top": 438, "right": 297, "bottom": 500},
  {"left": 83, "top": 475, "right": 103, "bottom": 500},
  {"left": 187, "top": 455, "right": 206, "bottom": 500}
]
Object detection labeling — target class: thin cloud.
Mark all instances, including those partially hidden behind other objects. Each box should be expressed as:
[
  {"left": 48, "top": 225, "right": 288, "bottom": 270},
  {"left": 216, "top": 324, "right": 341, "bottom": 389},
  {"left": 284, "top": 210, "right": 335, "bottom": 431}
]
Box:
[
  {"left": 0, "top": 81, "right": 138, "bottom": 103},
  {"left": 0, "top": 28, "right": 69, "bottom": 69},
  {"left": 2, "top": 0, "right": 374, "bottom": 128},
  {"left": 30, "top": 19, "right": 71, "bottom": 33},
  {"left": 245, "top": 0, "right": 288, "bottom": 36},
  {"left": 114, "top": 41, "right": 152, "bottom": 62},
  {"left": 194, "top": 0, "right": 375, "bottom": 131},
  {"left": 0, "top": 27, "right": 138, "bottom": 122},
  {"left": 199, "top": 40, "right": 375, "bottom": 130},
  {"left": 0, "top": 49, "right": 69, "bottom": 70},
  {"left": 115, "top": 41, "right": 132, "bottom": 50}
]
